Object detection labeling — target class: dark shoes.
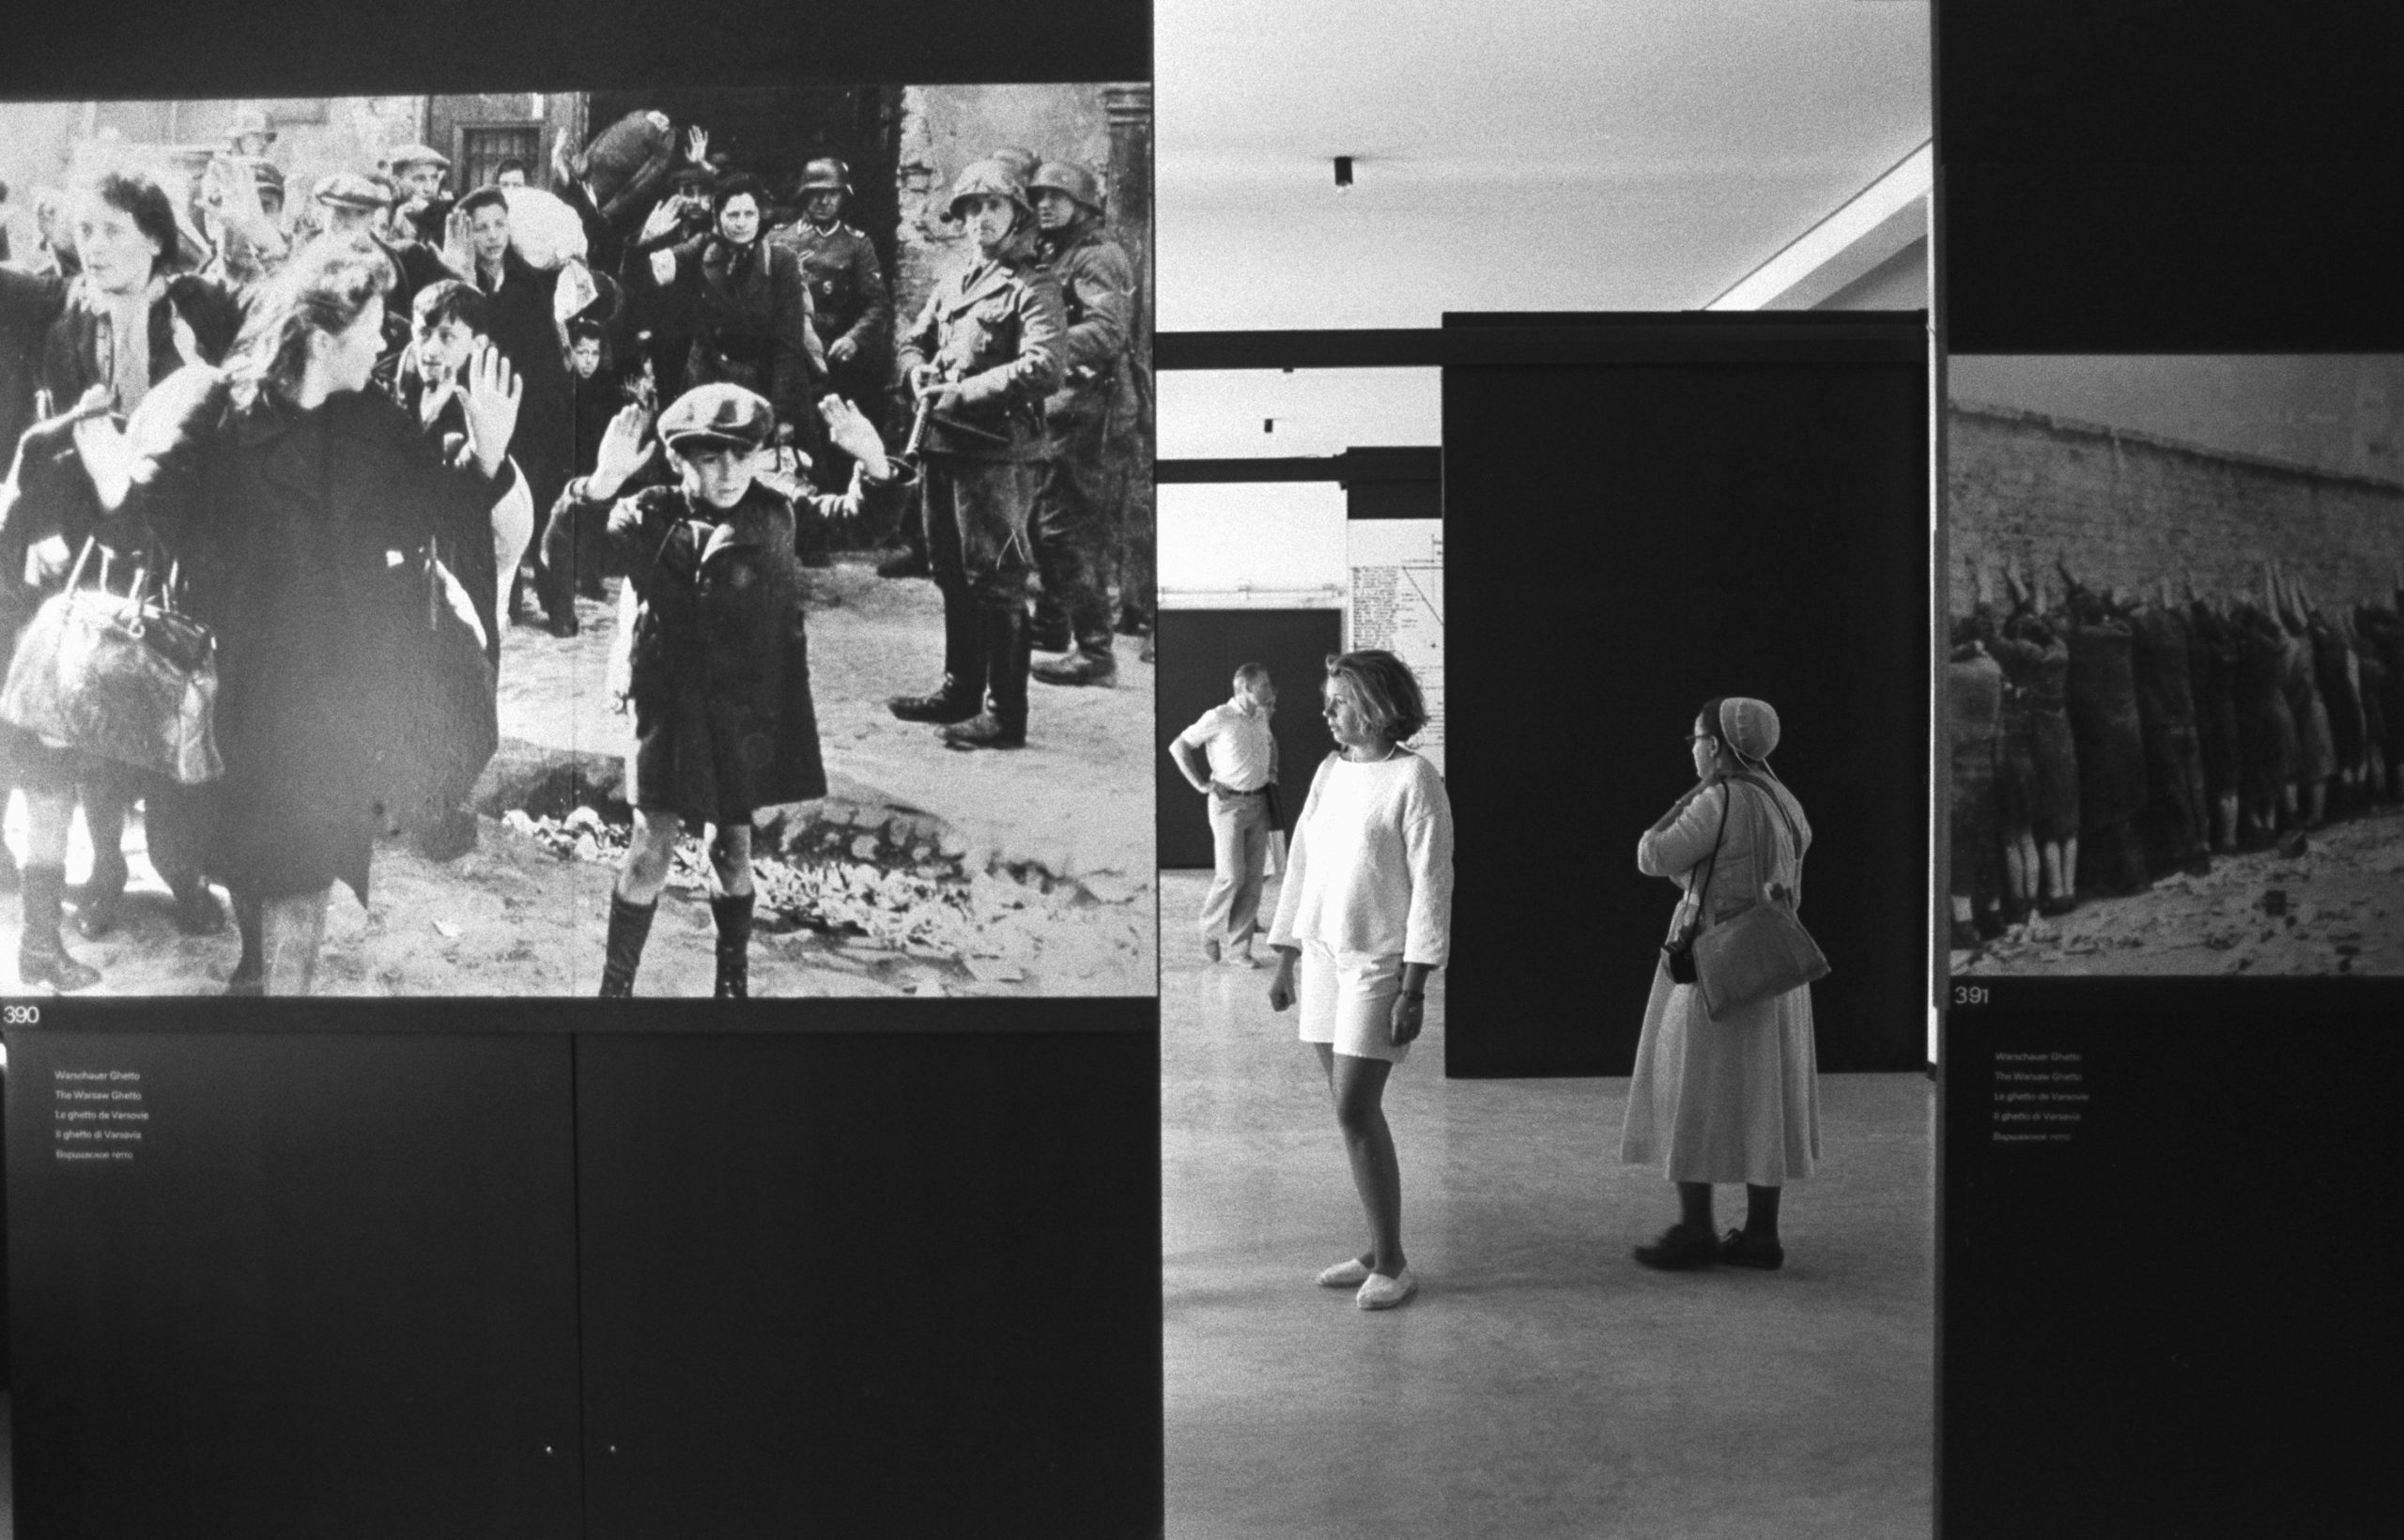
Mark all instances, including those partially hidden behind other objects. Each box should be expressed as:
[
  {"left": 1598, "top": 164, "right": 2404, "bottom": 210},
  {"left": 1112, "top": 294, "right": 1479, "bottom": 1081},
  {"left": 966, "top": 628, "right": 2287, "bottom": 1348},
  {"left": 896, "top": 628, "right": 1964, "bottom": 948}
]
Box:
[
  {"left": 1949, "top": 919, "right": 1980, "bottom": 950},
  {"left": 888, "top": 685, "right": 982, "bottom": 725},
  {"left": 2037, "top": 894, "right": 2077, "bottom": 917},
  {"left": 1719, "top": 1228, "right": 1785, "bottom": 1270},
  {"left": 1031, "top": 650, "right": 1117, "bottom": 687},
  {"left": 941, "top": 712, "right": 1026, "bottom": 751},
  {"left": 1633, "top": 1224, "right": 1720, "bottom": 1270},
  {"left": 876, "top": 549, "right": 932, "bottom": 579}
]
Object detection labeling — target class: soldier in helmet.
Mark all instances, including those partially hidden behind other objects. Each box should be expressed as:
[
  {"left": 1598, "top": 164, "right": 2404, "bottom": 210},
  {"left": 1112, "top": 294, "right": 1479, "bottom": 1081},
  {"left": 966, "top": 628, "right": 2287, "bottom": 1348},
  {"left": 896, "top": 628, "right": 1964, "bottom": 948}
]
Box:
[
  {"left": 886, "top": 160, "right": 1067, "bottom": 750},
  {"left": 566, "top": 384, "right": 902, "bottom": 996},
  {"left": 225, "top": 107, "right": 278, "bottom": 161},
  {"left": 1025, "top": 159, "right": 1140, "bottom": 688},
  {"left": 769, "top": 156, "right": 891, "bottom": 457}
]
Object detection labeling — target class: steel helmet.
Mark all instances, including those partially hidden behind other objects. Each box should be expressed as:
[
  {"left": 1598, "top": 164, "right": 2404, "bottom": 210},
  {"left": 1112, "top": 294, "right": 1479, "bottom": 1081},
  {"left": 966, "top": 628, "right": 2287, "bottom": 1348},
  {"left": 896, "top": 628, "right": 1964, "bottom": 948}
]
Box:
[
  {"left": 798, "top": 157, "right": 852, "bottom": 196},
  {"left": 1029, "top": 160, "right": 1103, "bottom": 213},
  {"left": 947, "top": 159, "right": 1031, "bottom": 222}
]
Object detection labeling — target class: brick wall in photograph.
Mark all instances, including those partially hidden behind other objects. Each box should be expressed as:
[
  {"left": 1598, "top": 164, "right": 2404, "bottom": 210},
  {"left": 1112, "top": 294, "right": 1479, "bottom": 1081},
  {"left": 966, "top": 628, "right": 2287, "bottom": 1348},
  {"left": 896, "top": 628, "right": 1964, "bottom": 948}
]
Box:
[{"left": 1947, "top": 403, "right": 2404, "bottom": 616}]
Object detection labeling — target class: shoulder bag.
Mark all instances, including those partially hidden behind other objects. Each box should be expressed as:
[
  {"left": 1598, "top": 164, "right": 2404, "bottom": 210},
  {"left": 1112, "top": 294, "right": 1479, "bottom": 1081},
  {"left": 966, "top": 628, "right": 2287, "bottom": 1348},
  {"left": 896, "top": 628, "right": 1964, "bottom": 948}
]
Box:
[{"left": 1692, "top": 775, "right": 1831, "bottom": 1020}]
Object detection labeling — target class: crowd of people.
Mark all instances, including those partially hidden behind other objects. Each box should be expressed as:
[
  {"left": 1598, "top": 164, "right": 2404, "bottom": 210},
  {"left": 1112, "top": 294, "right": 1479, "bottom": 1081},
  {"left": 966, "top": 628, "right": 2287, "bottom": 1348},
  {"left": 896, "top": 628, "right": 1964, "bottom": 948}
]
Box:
[
  {"left": 0, "top": 101, "right": 1152, "bottom": 994},
  {"left": 1948, "top": 552, "right": 2404, "bottom": 947}
]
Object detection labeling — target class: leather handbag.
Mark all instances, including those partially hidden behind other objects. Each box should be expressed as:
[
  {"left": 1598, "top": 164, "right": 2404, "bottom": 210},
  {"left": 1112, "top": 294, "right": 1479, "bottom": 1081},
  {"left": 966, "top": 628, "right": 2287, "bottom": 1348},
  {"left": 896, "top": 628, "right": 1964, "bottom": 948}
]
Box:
[
  {"left": 1693, "top": 776, "right": 1830, "bottom": 1020},
  {"left": 0, "top": 539, "right": 222, "bottom": 784}
]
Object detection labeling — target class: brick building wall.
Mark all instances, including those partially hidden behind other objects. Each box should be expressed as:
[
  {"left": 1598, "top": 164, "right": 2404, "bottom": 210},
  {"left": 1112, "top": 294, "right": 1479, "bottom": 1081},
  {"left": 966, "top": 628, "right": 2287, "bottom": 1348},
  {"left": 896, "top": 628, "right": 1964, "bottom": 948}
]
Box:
[{"left": 1946, "top": 402, "right": 2404, "bottom": 617}]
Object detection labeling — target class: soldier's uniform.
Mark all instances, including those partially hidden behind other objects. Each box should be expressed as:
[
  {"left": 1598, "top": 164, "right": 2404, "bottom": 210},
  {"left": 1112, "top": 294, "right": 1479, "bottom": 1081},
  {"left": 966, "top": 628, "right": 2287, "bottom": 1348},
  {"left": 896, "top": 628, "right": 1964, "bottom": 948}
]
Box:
[
  {"left": 886, "top": 161, "right": 1067, "bottom": 750},
  {"left": 1024, "top": 162, "right": 1140, "bottom": 686},
  {"left": 769, "top": 160, "right": 892, "bottom": 408}
]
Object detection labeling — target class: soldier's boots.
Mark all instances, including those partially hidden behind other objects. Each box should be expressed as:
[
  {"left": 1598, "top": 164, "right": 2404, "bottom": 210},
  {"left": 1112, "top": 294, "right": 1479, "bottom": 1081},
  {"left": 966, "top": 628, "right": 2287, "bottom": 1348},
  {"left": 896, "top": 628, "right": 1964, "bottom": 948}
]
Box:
[
  {"left": 1030, "top": 592, "right": 1072, "bottom": 654},
  {"left": 598, "top": 893, "right": 657, "bottom": 997},
  {"left": 890, "top": 599, "right": 986, "bottom": 723},
  {"left": 712, "top": 891, "right": 754, "bottom": 998},
  {"left": 1033, "top": 643, "right": 1117, "bottom": 688},
  {"left": 944, "top": 603, "right": 1031, "bottom": 750}
]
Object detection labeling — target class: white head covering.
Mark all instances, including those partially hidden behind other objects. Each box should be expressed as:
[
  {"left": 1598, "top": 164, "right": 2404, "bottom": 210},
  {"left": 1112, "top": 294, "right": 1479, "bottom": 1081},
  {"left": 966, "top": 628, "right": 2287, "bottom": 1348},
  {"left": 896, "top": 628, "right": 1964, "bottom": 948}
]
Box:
[{"left": 1717, "top": 697, "right": 1781, "bottom": 762}]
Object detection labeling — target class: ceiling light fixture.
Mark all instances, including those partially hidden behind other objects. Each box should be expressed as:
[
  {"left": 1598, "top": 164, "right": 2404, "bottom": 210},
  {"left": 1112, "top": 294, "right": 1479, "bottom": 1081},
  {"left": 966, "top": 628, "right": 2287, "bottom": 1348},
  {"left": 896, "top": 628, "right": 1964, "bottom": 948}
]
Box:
[{"left": 1333, "top": 156, "right": 1353, "bottom": 192}]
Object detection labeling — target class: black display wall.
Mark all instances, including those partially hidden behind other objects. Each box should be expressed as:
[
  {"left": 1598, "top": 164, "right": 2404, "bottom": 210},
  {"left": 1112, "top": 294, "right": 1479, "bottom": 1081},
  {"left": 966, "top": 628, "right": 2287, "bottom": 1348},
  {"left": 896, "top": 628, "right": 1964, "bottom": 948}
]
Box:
[
  {"left": 1155, "top": 608, "right": 1346, "bottom": 872},
  {"left": 8, "top": 1031, "right": 585, "bottom": 1537},
  {"left": 1442, "top": 313, "right": 1930, "bottom": 1076},
  {"left": 7, "top": 1009, "right": 1163, "bottom": 1539}
]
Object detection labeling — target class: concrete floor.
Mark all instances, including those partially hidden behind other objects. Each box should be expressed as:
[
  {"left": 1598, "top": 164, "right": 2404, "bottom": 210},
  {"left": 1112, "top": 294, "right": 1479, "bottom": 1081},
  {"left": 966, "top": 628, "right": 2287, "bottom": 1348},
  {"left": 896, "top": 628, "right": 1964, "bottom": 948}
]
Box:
[{"left": 1161, "top": 870, "right": 1934, "bottom": 1540}]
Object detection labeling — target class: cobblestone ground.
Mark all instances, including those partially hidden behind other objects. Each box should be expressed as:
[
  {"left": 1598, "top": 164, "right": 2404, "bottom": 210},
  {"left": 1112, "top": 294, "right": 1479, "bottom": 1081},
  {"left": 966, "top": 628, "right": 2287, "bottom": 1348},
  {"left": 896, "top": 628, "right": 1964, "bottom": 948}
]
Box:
[
  {"left": 1956, "top": 804, "right": 2404, "bottom": 977},
  {"left": 2, "top": 559, "right": 1159, "bottom": 998}
]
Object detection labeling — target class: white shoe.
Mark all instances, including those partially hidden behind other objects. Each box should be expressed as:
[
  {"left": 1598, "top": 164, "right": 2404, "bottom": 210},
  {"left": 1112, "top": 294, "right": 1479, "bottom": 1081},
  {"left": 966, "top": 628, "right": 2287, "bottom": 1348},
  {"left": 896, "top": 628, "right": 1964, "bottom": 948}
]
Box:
[
  {"left": 1356, "top": 1269, "right": 1418, "bottom": 1310},
  {"left": 1317, "top": 1257, "right": 1372, "bottom": 1288}
]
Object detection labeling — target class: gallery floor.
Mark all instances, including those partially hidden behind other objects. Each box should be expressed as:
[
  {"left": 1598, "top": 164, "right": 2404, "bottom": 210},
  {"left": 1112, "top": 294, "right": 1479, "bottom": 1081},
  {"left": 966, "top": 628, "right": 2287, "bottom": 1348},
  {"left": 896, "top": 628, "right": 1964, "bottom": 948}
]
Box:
[{"left": 1162, "top": 870, "right": 1934, "bottom": 1540}]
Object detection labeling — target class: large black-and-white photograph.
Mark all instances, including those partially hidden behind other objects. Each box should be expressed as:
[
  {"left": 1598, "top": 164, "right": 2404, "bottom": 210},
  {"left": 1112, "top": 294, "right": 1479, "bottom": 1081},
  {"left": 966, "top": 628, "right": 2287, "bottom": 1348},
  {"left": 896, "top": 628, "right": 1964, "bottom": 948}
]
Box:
[
  {"left": 0, "top": 85, "right": 1156, "bottom": 997},
  {"left": 1947, "top": 354, "right": 2404, "bottom": 976}
]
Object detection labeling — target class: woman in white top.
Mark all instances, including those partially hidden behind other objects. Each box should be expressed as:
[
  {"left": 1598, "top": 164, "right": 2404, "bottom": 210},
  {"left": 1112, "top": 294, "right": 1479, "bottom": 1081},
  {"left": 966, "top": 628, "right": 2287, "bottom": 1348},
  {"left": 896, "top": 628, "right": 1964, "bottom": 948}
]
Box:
[
  {"left": 1621, "top": 696, "right": 1821, "bottom": 1271},
  {"left": 1267, "top": 650, "right": 1454, "bottom": 1310}
]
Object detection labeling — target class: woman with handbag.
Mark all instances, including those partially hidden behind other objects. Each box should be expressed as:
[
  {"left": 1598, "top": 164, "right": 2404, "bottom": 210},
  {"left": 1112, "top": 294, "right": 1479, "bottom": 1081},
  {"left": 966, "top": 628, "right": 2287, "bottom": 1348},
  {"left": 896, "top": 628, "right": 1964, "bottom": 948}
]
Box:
[
  {"left": 73, "top": 235, "right": 524, "bottom": 994},
  {"left": 1264, "top": 651, "right": 1454, "bottom": 1311},
  {"left": 1621, "top": 696, "right": 1823, "bottom": 1271},
  {"left": 1, "top": 165, "right": 255, "bottom": 987}
]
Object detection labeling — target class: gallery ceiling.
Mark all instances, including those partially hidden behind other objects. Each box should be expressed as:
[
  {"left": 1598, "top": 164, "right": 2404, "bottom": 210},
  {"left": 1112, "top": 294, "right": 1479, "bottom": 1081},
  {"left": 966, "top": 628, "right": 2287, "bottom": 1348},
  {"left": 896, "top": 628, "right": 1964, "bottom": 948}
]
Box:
[{"left": 1156, "top": 0, "right": 1932, "bottom": 332}]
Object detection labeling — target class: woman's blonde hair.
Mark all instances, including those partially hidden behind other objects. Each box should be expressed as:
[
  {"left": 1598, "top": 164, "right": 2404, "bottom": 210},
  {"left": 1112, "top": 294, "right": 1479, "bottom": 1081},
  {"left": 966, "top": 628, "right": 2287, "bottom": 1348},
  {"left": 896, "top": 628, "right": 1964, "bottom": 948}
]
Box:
[
  {"left": 223, "top": 233, "right": 393, "bottom": 407},
  {"left": 1325, "top": 650, "right": 1428, "bottom": 743}
]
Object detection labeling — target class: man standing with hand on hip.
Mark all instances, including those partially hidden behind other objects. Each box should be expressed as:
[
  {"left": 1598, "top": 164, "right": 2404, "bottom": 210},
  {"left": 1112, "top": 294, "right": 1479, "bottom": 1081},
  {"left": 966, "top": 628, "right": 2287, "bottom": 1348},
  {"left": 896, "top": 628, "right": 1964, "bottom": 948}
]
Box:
[{"left": 1172, "top": 664, "right": 1280, "bottom": 964}]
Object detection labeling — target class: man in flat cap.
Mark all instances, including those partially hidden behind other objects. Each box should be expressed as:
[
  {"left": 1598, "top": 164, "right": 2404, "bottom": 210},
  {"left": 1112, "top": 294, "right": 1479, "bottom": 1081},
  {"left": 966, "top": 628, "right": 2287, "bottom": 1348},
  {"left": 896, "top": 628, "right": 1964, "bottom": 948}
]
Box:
[
  {"left": 316, "top": 170, "right": 451, "bottom": 375},
  {"left": 565, "top": 383, "right": 900, "bottom": 996},
  {"left": 387, "top": 143, "right": 454, "bottom": 247}
]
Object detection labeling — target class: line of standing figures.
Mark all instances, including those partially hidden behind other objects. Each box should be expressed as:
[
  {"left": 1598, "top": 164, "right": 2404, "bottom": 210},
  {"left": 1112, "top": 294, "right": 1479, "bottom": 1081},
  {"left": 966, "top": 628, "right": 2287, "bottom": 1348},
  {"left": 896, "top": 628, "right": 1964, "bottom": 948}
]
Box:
[{"left": 1948, "top": 552, "right": 2404, "bottom": 949}]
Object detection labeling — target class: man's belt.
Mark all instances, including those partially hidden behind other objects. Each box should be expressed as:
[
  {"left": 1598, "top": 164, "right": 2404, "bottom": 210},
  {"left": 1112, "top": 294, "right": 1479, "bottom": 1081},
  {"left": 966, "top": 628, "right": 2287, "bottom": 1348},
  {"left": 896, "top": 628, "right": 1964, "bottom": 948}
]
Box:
[{"left": 1215, "top": 784, "right": 1269, "bottom": 796}]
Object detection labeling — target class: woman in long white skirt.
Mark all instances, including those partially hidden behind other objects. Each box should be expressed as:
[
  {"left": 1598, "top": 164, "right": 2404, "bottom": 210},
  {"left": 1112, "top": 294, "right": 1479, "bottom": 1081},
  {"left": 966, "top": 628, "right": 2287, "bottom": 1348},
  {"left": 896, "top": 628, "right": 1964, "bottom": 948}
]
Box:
[{"left": 1621, "top": 696, "right": 1821, "bottom": 1270}]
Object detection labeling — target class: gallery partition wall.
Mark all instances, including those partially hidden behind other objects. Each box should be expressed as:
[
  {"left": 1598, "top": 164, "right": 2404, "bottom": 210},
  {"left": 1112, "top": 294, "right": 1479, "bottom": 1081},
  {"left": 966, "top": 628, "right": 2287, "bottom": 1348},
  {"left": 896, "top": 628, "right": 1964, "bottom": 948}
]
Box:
[
  {"left": 1442, "top": 312, "right": 1931, "bottom": 1076},
  {"left": 1155, "top": 318, "right": 1927, "bottom": 1075}
]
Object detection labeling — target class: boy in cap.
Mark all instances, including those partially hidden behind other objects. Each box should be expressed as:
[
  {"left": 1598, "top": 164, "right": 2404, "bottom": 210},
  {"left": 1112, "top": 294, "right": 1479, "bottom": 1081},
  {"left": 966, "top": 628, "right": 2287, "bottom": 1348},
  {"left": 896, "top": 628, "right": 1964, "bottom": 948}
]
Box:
[{"left": 567, "top": 383, "right": 899, "bottom": 996}]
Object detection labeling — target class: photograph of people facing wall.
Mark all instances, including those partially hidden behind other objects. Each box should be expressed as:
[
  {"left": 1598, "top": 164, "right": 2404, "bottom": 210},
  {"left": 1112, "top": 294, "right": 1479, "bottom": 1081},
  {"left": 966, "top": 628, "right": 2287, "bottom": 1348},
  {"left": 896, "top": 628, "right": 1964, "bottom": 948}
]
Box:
[
  {"left": 1946, "top": 355, "right": 2404, "bottom": 976},
  {"left": 0, "top": 84, "right": 1156, "bottom": 998}
]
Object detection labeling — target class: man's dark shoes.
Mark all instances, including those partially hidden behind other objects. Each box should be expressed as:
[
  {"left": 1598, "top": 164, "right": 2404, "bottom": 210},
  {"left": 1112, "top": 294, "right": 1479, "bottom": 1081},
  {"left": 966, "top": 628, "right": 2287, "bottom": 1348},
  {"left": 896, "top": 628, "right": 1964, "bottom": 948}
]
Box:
[
  {"left": 889, "top": 684, "right": 982, "bottom": 725},
  {"left": 876, "top": 549, "right": 931, "bottom": 579},
  {"left": 1633, "top": 1224, "right": 1719, "bottom": 1270},
  {"left": 1719, "top": 1228, "right": 1785, "bottom": 1270},
  {"left": 941, "top": 712, "right": 1026, "bottom": 750},
  {"left": 1032, "top": 650, "right": 1117, "bottom": 687}
]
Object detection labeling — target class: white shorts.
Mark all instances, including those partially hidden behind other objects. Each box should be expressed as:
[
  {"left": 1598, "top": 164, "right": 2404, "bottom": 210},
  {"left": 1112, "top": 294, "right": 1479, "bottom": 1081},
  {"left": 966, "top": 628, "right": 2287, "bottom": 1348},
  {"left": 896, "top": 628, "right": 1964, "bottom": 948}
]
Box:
[{"left": 1296, "top": 942, "right": 1410, "bottom": 1065}]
